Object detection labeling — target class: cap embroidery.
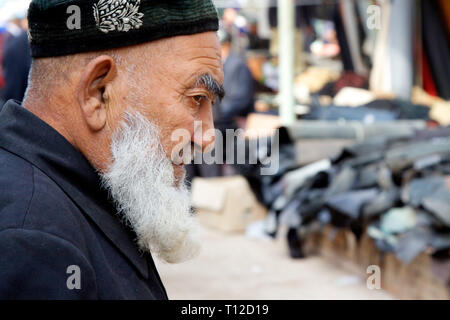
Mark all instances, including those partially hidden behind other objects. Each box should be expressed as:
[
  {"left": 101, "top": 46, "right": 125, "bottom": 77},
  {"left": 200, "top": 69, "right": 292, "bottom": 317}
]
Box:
[{"left": 93, "top": 0, "right": 144, "bottom": 33}]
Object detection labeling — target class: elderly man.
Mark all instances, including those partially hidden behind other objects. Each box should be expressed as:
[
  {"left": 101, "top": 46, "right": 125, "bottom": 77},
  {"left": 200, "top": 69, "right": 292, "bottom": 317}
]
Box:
[{"left": 0, "top": 0, "right": 224, "bottom": 299}]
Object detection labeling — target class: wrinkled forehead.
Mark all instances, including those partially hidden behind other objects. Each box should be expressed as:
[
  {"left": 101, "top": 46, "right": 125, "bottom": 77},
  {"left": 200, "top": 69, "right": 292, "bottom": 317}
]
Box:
[{"left": 147, "top": 32, "right": 224, "bottom": 85}]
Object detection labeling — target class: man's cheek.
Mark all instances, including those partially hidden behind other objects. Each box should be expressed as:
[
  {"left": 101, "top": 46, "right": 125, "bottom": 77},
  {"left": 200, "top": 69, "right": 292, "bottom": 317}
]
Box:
[{"left": 169, "top": 128, "right": 193, "bottom": 165}]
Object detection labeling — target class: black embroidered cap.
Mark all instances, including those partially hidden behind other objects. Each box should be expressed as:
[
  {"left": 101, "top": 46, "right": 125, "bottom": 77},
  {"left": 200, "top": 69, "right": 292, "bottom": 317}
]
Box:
[{"left": 28, "top": 0, "right": 219, "bottom": 58}]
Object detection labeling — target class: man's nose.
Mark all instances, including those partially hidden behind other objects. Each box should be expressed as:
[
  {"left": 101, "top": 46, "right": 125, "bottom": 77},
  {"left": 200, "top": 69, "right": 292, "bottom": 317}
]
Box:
[{"left": 193, "top": 109, "right": 216, "bottom": 153}]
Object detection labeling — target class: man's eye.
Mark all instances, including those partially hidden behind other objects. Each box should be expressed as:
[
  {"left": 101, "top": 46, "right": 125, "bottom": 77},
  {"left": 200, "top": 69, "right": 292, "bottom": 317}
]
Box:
[
  {"left": 193, "top": 95, "right": 207, "bottom": 104},
  {"left": 192, "top": 95, "right": 214, "bottom": 107}
]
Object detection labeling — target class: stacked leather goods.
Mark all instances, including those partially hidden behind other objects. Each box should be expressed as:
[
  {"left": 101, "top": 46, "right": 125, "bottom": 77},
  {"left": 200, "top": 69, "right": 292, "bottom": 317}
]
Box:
[{"left": 260, "top": 126, "right": 450, "bottom": 265}]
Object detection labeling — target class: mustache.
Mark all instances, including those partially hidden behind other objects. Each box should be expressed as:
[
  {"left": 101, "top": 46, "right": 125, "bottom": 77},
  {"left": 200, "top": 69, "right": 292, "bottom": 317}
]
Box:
[{"left": 176, "top": 141, "right": 212, "bottom": 164}]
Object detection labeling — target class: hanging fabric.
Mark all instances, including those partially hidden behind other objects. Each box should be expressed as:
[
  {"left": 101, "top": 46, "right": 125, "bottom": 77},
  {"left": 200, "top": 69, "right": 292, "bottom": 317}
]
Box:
[
  {"left": 389, "top": 0, "right": 414, "bottom": 100},
  {"left": 369, "top": 0, "right": 392, "bottom": 94},
  {"left": 333, "top": 3, "right": 354, "bottom": 72},
  {"left": 421, "top": 46, "right": 439, "bottom": 97},
  {"left": 438, "top": 0, "right": 450, "bottom": 37},
  {"left": 422, "top": 0, "right": 450, "bottom": 100},
  {"left": 340, "top": 0, "right": 369, "bottom": 76}
]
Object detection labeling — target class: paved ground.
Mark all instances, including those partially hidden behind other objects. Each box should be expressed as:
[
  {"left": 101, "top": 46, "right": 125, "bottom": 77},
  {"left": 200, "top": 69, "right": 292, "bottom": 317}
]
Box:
[{"left": 154, "top": 226, "right": 394, "bottom": 300}]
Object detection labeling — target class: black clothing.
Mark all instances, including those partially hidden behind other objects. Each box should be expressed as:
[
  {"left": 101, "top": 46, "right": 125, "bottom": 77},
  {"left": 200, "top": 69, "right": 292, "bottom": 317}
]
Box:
[{"left": 0, "top": 100, "right": 168, "bottom": 300}]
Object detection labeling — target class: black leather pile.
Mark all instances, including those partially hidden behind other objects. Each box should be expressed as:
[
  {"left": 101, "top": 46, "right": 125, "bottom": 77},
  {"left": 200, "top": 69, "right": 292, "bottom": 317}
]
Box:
[{"left": 257, "top": 126, "right": 450, "bottom": 263}]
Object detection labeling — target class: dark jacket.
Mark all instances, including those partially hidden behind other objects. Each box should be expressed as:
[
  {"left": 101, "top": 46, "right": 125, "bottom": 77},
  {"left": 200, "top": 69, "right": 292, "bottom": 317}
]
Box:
[{"left": 0, "top": 101, "right": 168, "bottom": 300}]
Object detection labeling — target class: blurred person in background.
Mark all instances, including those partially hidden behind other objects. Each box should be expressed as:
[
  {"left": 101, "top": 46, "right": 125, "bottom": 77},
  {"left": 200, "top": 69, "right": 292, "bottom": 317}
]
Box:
[
  {"left": 0, "top": 4, "right": 31, "bottom": 104},
  {"left": 217, "top": 30, "right": 255, "bottom": 127},
  {"left": 0, "top": 26, "right": 6, "bottom": 98}
]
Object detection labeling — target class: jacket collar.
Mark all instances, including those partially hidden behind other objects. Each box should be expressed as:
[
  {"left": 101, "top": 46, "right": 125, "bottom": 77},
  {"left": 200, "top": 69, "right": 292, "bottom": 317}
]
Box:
[{"left": 0, "top": 101, "right": 149, "bottom": 279}]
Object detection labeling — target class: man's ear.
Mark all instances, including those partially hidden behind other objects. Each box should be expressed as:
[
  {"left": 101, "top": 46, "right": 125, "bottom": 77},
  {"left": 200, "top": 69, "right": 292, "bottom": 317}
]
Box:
[{"left": 77, "top": 55, "right": 117, "bottom": 132}]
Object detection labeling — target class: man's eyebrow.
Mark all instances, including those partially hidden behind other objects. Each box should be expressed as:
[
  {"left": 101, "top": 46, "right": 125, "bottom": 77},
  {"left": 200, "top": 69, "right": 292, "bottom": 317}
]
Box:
[{"left": 194, "top": 74, "right": 225, "bottom": 102}]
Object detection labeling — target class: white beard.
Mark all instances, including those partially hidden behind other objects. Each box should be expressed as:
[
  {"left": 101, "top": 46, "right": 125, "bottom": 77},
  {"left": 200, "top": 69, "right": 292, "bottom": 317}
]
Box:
[{"left": 99, "top": 111, "right": 201, "bottom": 264}]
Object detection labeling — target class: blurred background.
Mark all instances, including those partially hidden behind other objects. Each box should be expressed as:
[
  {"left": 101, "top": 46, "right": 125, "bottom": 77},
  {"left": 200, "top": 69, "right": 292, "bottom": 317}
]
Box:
[{"left": 1, "top": 0, "right": 449, "bottom": 300}]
